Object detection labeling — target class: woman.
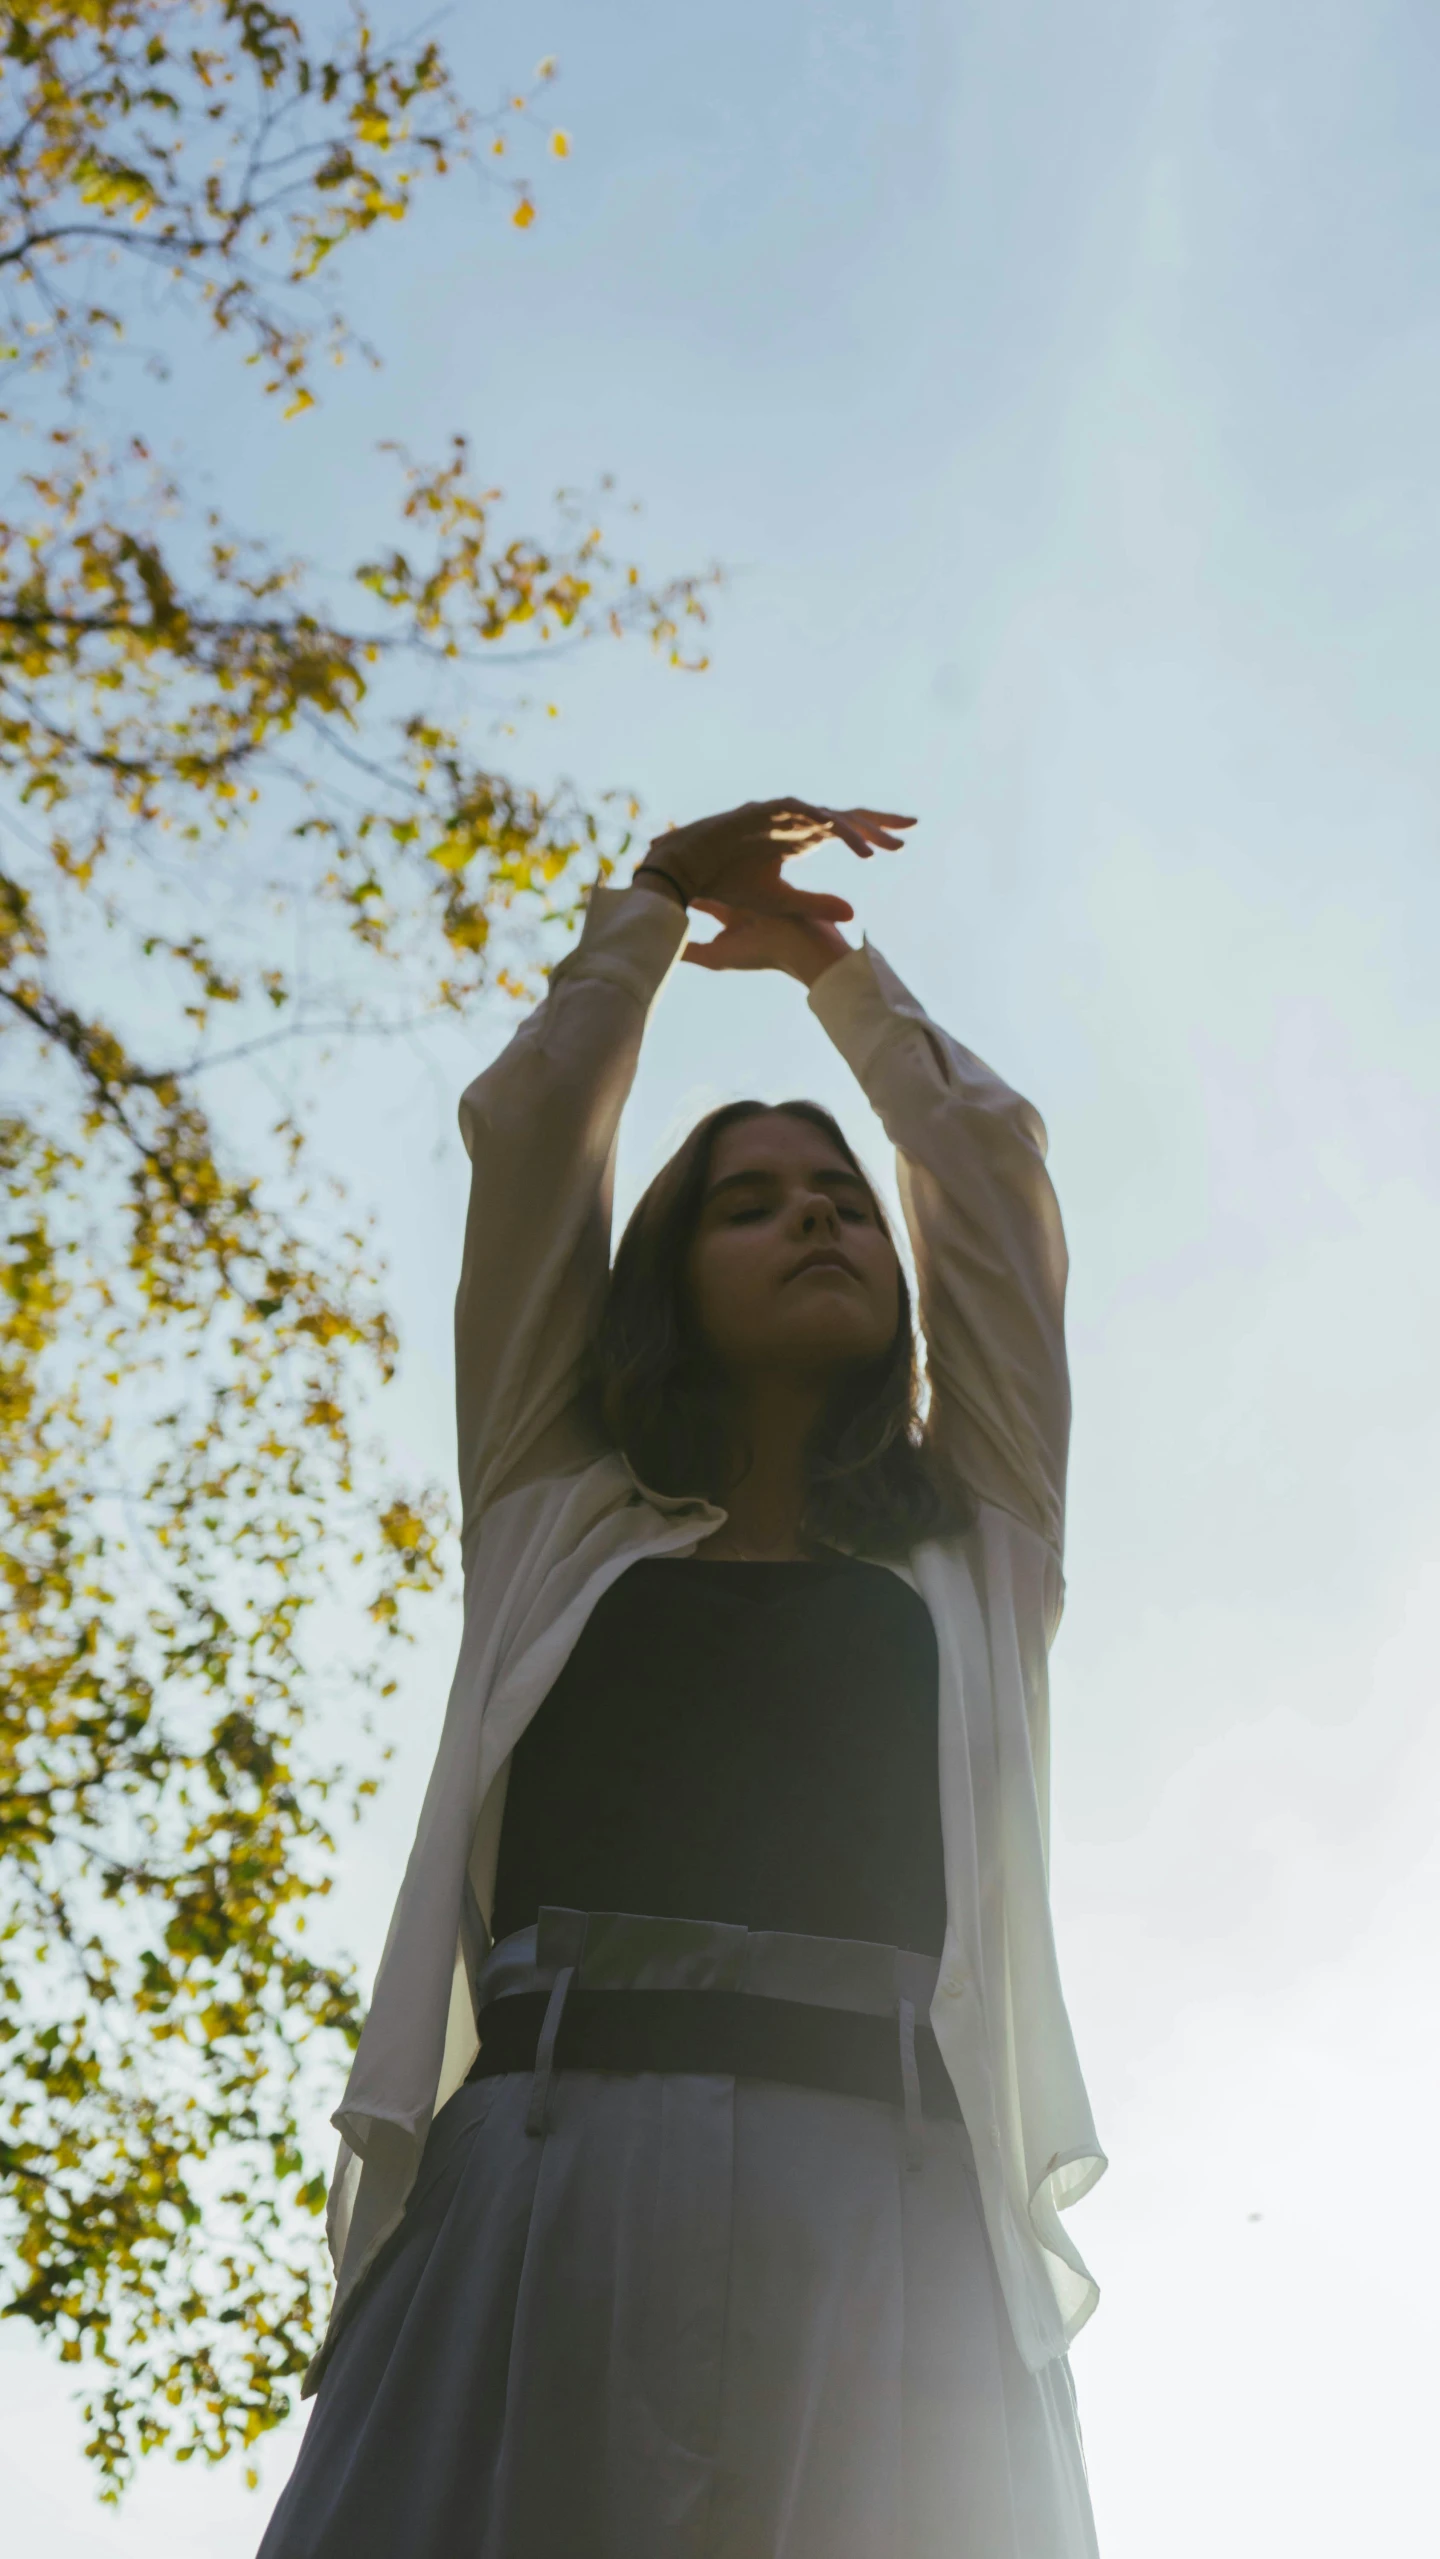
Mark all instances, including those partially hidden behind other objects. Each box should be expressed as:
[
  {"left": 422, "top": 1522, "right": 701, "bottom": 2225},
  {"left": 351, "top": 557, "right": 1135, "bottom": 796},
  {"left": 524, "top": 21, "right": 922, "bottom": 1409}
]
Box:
[{"left": 259, "top": 799, "right": 1106, "bottom": 2559}]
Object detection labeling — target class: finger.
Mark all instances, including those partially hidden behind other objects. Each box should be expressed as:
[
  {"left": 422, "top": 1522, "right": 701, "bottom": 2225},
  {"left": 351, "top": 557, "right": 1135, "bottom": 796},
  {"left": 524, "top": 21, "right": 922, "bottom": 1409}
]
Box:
[
  {"left": 778, "top": 800, "right": 913, "bottom": 837},
  {"left": 686, "top": 900, "right": 757, "bottom": 935},
  {"left": 761, "top": 797, "right": 828, "bottom": 825},
  {"left": 694, "top": 878, "right": 856, "bottom": 922},
  {"left": 767, "top": 820, "right": 830, "bottom": 852},
  {"left": 693, "top": 887, "right": 857, "bottom": 933},
  {"left": 825, "top": 809, "right": 914, "bottom": 852},
  {"left": 749, "top": 798, "right": 914, "bottom": 852},
  {"left": 737, "top": 884, "right": 856, "bottom": 920},
  {"left": 813, "top": 813, "right": 880, "bottom": 860},
  {"left": 718, "top": 823, "right": 828, "bottom": 865},
  {"left": 756, "top": 801, "right": 832, "bottom": 845},
  {"left": 687, "top": 904, "right": 761, "bottom": 938},
  {"left": 799, "top": 889, "right": 858, "bottom": 919},
  {"left": 784, "top": 806, "right": 889, "bottom": 858}
]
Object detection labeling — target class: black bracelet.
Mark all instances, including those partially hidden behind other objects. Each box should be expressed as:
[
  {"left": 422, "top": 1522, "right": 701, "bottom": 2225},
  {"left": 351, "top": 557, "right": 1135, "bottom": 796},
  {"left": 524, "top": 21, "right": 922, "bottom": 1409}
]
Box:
[{"left": 636, "top": 861, "right": 689, "bottom": 908}]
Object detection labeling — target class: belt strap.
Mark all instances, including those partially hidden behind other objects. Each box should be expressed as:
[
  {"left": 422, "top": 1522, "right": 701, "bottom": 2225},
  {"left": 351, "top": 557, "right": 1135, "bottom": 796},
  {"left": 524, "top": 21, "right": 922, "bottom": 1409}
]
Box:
[
  {"left": 525, "top": 1963, "right": 574, "bottom": 2137},
  {"left": 469, "top": 1985, "right": 963, "bottom": 2130},
  {"left": 897, "top": 1995, "right": 924, "bottom": 2170}
]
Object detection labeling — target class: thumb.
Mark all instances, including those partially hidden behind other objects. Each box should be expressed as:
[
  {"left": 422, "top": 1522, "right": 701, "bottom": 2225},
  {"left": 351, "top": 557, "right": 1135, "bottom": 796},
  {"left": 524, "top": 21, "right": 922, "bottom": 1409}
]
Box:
[{"left": 682, "top": 925, "right": 757, "bottom": 971}]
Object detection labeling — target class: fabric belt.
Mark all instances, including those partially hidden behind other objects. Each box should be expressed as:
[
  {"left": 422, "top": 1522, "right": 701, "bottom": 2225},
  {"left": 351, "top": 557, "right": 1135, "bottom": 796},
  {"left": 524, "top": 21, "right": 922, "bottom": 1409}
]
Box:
[{"left": 465, "top": 1908, "right": 962, "bottom": 2164}]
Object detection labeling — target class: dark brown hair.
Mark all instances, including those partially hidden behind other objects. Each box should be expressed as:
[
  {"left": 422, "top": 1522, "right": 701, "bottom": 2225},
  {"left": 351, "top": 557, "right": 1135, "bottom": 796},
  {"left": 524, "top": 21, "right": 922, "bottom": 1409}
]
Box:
[{"left": 593, "top": 1100, "right": 974, "bottom": 1558}]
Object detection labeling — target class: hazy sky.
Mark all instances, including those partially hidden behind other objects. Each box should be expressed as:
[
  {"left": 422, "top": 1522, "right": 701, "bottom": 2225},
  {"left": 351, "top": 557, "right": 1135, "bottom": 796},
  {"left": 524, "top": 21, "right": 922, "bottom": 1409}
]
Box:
[{"left": 6, "top": 3, "right": 1438, "bottom": 2551}]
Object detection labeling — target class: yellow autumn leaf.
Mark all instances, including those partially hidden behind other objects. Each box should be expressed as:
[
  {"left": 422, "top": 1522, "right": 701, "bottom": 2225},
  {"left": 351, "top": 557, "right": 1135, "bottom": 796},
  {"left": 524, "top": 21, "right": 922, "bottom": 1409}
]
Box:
[
  {"left": 512, "top": 196, "right": 536, "bottom": 230},
  {"left": 429, "top": 837, "right": 473, "bottom": 873},
  {"left": 75, "top": 158, "right": 158, "bottom": 220},
  {"left": 550, "top": 130, "right": 571, "bottom": 159}
]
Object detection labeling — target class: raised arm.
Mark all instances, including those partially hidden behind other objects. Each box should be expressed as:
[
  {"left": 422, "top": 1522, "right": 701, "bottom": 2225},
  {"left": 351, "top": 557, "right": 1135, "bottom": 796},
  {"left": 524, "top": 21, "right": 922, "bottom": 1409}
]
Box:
[
  {"left": 454, "top": 885, "right": 686, "bottom": 1540},
  {"left": 455, "top": 801, "right": 908, "bottom": 1544},
  {"left": 809, "top": 946, "right": 1068, "bottom": 1553},
  {"left": 684, "top": 903, "right": 1069, "bottom": 1556}
]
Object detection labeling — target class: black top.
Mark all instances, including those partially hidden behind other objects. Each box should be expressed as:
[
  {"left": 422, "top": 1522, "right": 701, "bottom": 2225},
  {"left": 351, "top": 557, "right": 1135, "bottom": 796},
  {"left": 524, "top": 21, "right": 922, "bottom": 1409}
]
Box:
[{"left": 490, "top": 1554, "right": 947, "bottom": 1958}]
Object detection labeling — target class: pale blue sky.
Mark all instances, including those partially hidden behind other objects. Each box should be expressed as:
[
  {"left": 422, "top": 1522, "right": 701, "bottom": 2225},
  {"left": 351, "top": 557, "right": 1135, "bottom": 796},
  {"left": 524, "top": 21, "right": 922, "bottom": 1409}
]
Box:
[{"left": 6, "top": 4, "right": 1439, "bottom": 2551}]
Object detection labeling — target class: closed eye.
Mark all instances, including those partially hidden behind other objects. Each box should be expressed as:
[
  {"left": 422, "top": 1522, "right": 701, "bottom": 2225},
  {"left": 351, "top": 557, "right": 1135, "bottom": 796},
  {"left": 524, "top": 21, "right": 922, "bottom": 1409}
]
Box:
[{"left": 704, "top": 1166, "right": 879, "bottom": 1226}]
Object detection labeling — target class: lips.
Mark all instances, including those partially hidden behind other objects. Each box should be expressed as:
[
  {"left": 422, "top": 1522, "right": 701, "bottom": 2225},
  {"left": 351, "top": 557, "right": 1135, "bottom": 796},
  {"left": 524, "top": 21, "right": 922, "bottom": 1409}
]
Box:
[{"left": 786, "top": 1249, "right": 858, "bottom": 1283}]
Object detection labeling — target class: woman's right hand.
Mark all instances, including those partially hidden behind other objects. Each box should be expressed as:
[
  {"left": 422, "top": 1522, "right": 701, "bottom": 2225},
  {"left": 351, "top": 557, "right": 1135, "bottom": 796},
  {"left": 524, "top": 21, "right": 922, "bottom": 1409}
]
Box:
[{"left": 635, "top": 799, "right": 913, "bottom": 919}]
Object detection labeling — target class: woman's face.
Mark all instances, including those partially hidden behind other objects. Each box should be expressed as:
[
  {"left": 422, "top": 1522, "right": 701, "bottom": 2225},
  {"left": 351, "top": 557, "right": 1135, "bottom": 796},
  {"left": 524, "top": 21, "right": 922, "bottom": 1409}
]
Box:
[{"left": 685, "top": 1111, "right": 901, "bottom": 1382}]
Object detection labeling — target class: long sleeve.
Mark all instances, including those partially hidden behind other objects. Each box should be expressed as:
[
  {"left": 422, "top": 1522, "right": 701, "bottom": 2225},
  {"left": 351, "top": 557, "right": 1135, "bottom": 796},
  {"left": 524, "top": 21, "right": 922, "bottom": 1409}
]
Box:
[
  {"left": 809, "top": 942, "right": 1069, "bottom": 1560},
  {"left": 454, "top": 885, "right": 687, "bottom": 1545}
]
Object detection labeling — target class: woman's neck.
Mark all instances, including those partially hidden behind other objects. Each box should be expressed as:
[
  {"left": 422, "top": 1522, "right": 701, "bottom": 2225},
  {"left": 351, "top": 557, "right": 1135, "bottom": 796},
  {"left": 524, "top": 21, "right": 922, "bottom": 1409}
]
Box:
[{"left": 702, "top": 1375, "right": 827, "bottom": 1561}]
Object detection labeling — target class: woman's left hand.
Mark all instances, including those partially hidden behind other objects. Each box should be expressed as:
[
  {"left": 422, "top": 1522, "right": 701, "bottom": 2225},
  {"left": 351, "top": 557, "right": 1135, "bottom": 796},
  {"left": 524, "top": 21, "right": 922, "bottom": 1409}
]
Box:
[{"left": 681, "top": 901, "right": 854, "bottom": 989}]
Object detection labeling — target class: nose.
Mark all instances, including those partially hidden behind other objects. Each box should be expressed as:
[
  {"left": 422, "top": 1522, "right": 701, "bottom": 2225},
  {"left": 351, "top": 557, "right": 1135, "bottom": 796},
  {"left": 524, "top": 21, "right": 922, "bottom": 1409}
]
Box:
[{"left": 798, "top": 1191, "right": 840, "bottom": 1237}]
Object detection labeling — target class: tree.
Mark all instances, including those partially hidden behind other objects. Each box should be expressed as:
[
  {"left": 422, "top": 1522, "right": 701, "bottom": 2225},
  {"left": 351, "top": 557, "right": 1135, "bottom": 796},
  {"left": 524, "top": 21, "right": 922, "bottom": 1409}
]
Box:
[{"left": 0, "top": 1, "right": 710, "bottom": 2492}]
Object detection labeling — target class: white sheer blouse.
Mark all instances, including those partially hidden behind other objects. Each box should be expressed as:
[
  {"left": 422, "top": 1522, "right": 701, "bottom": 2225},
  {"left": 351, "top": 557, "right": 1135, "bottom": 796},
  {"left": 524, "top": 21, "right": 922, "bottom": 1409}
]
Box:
[{"left": 307, "top": 884, "right": 1104, "bottom": 2393}]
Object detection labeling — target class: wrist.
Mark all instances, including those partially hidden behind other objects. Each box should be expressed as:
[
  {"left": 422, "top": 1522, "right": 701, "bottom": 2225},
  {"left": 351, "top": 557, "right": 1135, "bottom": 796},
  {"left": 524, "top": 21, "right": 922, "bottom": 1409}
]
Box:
[
  {"left": 633, "top": 862, "right": 689, "bottom": 911},
  {"left": 791, "top": 925, "right": 853, "bottom": 988}
]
